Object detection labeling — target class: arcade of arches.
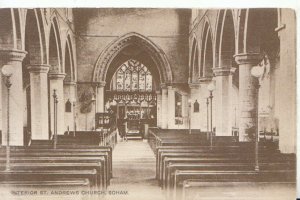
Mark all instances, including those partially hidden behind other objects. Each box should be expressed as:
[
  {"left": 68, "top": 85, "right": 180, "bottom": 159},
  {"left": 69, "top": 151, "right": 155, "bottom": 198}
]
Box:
[{"left": 0, "top": 8, "right": 296, "bottom": 154}]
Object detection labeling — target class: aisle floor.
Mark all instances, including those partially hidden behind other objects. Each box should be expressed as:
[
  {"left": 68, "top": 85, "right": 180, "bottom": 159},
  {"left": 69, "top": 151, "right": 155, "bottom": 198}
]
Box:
[{"left": 106, "top": 139, "right": 165, "bottom": 200}]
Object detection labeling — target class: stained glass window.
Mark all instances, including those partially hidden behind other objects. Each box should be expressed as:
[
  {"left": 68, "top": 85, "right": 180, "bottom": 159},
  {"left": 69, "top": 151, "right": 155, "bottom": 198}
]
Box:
[{"left": 114, "top": 59, "right": 153, "bottom": 92}]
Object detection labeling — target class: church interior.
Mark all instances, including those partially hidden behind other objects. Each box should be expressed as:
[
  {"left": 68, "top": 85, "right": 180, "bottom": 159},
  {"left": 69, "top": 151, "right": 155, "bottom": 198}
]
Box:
[{"left": 0, "top": 8, "right": 297, "bottom": 199}]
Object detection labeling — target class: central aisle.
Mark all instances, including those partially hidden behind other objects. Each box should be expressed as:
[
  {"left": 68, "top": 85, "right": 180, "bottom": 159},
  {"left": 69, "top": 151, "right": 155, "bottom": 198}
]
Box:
[{"left": 106, "top": 140, "right": 165, "bottom": 200}]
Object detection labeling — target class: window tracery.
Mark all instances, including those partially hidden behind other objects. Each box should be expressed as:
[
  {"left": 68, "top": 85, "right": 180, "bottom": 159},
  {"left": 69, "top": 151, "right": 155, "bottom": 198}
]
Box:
[{"left": 115, "top": 59, "right": 153, "bottom": 92}]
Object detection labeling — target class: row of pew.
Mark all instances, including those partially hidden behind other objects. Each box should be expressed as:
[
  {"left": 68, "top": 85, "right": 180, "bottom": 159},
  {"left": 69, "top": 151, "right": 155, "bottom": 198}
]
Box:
[
  {"left": 62, "top": 129, "right": 118, "bottom": 149},
  {"left": 149, "top": 128, "right": 296, "bottom": 200},
  {"left": 0, "top": 131, "right": 117, "bottom": 196}
]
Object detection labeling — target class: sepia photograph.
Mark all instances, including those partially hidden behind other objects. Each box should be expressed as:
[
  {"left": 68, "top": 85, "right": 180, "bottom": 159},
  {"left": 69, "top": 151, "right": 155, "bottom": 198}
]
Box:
[{"left": 0, "top": 1, "right": 297, "bottom": 200}]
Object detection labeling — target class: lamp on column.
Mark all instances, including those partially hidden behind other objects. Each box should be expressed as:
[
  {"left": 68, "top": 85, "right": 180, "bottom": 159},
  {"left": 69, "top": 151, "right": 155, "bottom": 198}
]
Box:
[
  {"left": 206, "top": 97, "right": 209, "bottom": 141},
  {"left": 1, "top": 65, "right": 13, "bottom": 171},
  {"left": 72, "top": 98, "right": 77, "bottom": 137},
  {"left": 188, "top": 99, "right": 192, "bottom": 134},
  {"left": 207, "top": 81, "right": 215, "bottom": 150},
  {"left": 53, "top": 89, "right": 58, "bottom": 149},
  {"left": 91, "top": 93, "right": 96, "bottom": 131},
  {"left": 251, "top": 65, "right": 264, "bottom": 171}
]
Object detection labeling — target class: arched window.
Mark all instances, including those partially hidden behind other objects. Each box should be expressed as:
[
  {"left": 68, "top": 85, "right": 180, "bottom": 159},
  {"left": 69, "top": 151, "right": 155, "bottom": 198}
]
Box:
[
  {"left": 194, "top": 100, "right": 199, "bottom": 113},
  {"left": 65, "top": 99, "right": 72, "bottom": 112},
  {"left": 114, "top": 59, "right": 153, "bottom": 92}
]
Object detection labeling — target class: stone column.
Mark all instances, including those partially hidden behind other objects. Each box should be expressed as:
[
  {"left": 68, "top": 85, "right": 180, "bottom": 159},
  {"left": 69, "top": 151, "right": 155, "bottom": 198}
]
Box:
[
  {"left": 0, "top": 49, "right": 27, "bottom": 146},
  {"left": 276, "top": 10, "right": 296, "bottom": 153},
  {"left": 234, "top": 53, "right": 262, "bottom": 142},
  {"left": 161, "top": 84, "right": 168, "bottom": 129},
  {"left": 64, "top": 81, "right": 76, "bottom": 131},
  {"left": 27, "top": 64, "right": 50, "bottom": 140},
  {"left": 49, "top": 73, "right": 66, "bottom": 136},
  {"left": 96, "top": 81, "right": 106, "bottom": 113},
  {"left": 212, "top": 67, "right": 236, "bottom": 136},
  {"left": 181, "top": 94, "right": 188, "bottom": 129},
  {"left": 156, "top": 91, "right": 162, "bottom": 128},
  {"left": 167, "top": 85, "right": 175, "bottom": 129}
]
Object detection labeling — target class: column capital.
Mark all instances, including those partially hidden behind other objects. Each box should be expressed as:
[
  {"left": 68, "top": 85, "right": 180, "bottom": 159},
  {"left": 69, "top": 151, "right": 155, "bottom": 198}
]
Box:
[
  {"left": 213, "top": 67, "right": 236, "bottom": 76},
  {"left": 167, "top": 85, "right": 173, "bottom": 90},
  {"left": 0, "top": 49, "right": 27, "bottom": 62},
  {"left": 199, "top": 77, "right": 212, "bottom": 84},
  {"left": 234, "top": 53, "right": 263, "bottom": 65},
  {"left": 96, "top": 81, "right": 106, "bottom": 87},
  {"left": 188, "top": 82, "right": 200, "bottom": 89},
  {"left": 27, "top": 64, "right": 50, "bottom": 73},
  {"left": 156, "top": 90, "right": 162, "bottom": 95},
  {"left": 48, "top": 72, "right": 66, "bottom": 80},
  {"left": 160, "top": 83, "right": 168, "bottom": 89},
  {"left": 64, "top": 81, "right": 76, "bottom": 86}
]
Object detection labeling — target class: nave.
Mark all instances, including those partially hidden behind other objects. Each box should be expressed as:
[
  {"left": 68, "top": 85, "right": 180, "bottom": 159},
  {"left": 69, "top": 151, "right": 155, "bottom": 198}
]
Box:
[{"left": 0, "top": 7, "right": 297, "bottom": 200}]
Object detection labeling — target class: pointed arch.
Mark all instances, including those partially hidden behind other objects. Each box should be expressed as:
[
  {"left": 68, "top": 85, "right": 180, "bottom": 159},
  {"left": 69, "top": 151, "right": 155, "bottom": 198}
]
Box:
[
  {"left": 200, "top": 20, "right": 214, "bottom": 78},
  {"left": 48, "top": 16, "right": 62, "bottom": 72},
  {"left": 237, "top": 9, "right": 247, "bottom": 54},
  {"left": 215, "top": 9, "right": 236, "bottom": 68},
  {"left": 93, "top": 32, "right": 172, "bottom": 85},
  {"left": 244, "top": 8, "right": 279, "bottom": 57},
  {"left": 24, "top": 9, "right": 46, "bottom": 64},
  {"left": 64, "top": 34, "right": 76, "bottom": 82},
  {"left": 0, "top": 9, "right": 20, "bottom": 49},
  {"left": 189, "top": 37, "right": 198, "bottom": 82}
]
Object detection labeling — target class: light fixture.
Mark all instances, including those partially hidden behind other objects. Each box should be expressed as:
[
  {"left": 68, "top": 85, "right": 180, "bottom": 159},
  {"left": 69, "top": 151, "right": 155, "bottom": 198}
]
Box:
[
  {"left": 1, "top": 65, "right": 14, "bottom": 77},
  {"left": 207, "top": 81, "right": 215, "bottom": 92},
  {"left": 207, "top": 81, "right": 215, "bottom": 150},
  {"left": 91, "top": 93, "right": 96, "bottom": 102},
  {"left": 188, "top": 98, "right": 192, "bottom": 134},
  {"left": 251, "top": 65, "right": 264, "bottom": 78},
  {"left": 251, "top": 65, "right": 263, "bottom": 172},
  {"left": 1, "top": 65, "right": 13, "bottom": 171},
  {"left": 71, "top": 97, "right": 76, "bottom": 103}
]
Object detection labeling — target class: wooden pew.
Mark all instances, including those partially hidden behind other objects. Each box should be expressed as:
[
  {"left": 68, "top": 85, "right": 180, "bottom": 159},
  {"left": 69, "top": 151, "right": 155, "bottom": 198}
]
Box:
[
  {"left": 24, "top": 145, "right": 113, "bottom": 177},
  {"left": 0, "top": 162, "right": 105, "bottom": 189},
  {"left": 181, "top": 181, "right": 296, "bottom": 200},
  {"left": 0, "top": 150, "right": 111, "bottom": 181},
  {"left": 164, "top": 162, "right": 295, "bottom": 190},
  {"left": 158, "top": 151, "right": 294, "bottom": 183},
  {"left": 170, "top": 170, "right": 296, "bottom": 200},
  {"left": 0, "top": 178, "right": 91, "bottom": 190},
  {"left": 157, "top": 152, "right": 286, "bottom": 183},
  {"left": 1, "top": 146, "right": 113, "bottom": 179},
  {"left": 0, "top": 156, "right": 108, "bottom": 188},
  {"left": 0, "top": 169, "right": 98, "bottom": 190}
]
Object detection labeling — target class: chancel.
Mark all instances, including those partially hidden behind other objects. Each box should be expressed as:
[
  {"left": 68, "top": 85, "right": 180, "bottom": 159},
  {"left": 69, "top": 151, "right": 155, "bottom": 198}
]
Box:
[{"left": 0, "top": 8, "right": 296, "bottom": 200}]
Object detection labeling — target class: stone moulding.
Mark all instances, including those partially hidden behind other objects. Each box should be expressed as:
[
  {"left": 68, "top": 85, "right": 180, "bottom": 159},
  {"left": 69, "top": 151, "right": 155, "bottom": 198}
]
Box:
[
  {"left": 93, "top": 32, "right": 173, "bottom": 85},
  {"left": 0, "top": 49, "right": 27, "bottom": 62}
]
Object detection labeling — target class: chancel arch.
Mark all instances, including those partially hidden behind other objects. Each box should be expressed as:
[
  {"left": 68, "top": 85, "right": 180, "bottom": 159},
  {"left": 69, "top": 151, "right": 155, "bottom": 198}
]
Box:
[
  {"left": 93, "top": 32, "right": 173, "bottom": 133},
  {"left": 93, "top": 32, "right": 172, "bottom": 85}
]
